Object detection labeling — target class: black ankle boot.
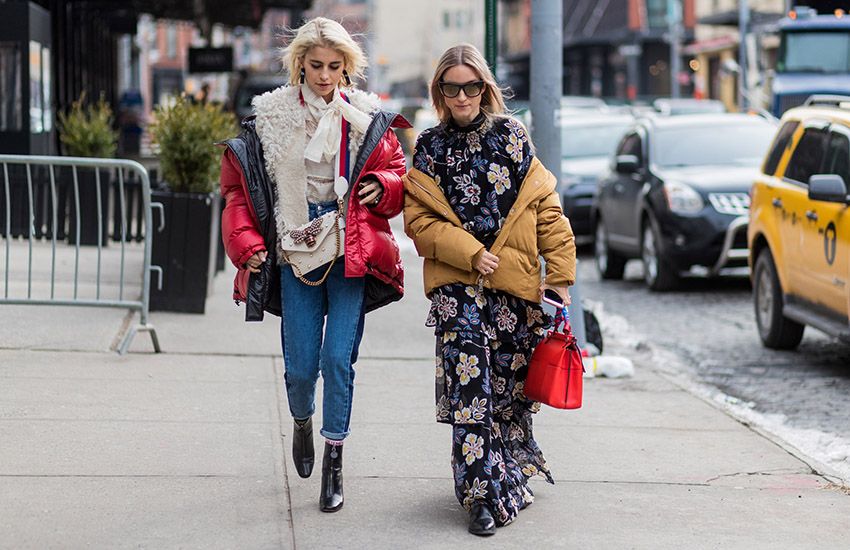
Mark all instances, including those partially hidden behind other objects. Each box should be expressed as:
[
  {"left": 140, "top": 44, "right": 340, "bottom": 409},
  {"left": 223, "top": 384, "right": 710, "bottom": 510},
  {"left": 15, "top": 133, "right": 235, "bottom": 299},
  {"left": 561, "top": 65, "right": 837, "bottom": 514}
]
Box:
[
  {"left": 320, "top": 442, "right": 344, "bottom": 512},
  {"left": 468, "top": 502, "right": 496, "bottom": 536},
  {"left": 292, "top": 418, "right": 314, "bottom": 479}
]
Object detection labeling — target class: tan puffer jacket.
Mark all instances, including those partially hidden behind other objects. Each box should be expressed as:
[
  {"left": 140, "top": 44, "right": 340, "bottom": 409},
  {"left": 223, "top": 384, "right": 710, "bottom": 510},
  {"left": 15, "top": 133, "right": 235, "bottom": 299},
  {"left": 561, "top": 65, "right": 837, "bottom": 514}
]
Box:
[{"left": 403, "top": 157, "right": 576, "bottom": 302}]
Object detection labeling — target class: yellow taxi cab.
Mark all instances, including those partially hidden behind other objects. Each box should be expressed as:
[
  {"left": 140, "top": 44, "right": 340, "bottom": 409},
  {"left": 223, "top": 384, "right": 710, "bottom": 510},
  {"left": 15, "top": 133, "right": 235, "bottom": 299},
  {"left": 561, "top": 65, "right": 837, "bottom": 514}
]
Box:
[{"left": 749, "top": 95, "right": 850, "bottom": 349}]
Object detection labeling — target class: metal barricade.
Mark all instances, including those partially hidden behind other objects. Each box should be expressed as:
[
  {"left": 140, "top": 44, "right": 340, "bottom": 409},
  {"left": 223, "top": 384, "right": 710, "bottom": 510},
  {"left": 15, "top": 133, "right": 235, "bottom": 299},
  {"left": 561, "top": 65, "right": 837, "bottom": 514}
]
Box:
[{"left": 0, "top": 155, "right": 164, "bottom": 354}]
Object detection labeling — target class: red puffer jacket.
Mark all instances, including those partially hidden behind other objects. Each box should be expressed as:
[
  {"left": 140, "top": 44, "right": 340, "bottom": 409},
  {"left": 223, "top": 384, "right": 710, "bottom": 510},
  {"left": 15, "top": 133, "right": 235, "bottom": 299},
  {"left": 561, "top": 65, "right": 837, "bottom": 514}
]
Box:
[{"left": 221, "top": 111, "right": 410, "bottom": 314}]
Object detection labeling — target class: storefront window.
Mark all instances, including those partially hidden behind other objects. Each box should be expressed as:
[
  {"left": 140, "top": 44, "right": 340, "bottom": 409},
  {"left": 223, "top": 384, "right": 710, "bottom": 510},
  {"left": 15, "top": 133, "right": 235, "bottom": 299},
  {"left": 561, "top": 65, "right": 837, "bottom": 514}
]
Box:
[
  {"left": 167, "top": 24, "right": 177, "bottom": 59},
  {"left": 29, "top": 40, "right": 43, "bottom": 133},
  {"left": 646, "top": 0, "right": 668, "bottom": 29},
  {"left": 0, "top": 42, "right": 22, "bottom": 132},
  {"left": 41, "top": 46, "right": 51, "bottom": 132}
]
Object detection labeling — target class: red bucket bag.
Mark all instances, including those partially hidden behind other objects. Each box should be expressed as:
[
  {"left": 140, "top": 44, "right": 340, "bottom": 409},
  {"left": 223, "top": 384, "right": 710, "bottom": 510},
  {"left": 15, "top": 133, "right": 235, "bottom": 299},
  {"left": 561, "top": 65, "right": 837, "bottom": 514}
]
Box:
[{"left": 524, "top": 304, "right": 584, "bottom": 409}]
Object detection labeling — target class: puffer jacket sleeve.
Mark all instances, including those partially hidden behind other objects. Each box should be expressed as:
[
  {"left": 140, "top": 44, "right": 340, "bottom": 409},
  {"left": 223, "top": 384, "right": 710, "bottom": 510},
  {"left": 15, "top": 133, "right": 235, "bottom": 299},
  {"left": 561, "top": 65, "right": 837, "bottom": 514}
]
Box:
[
  {"left": 359, "top": 130, "right": 406, "bottom": 219},
  {"left": 220, "top": 149, "right": 266, "bottom": 267},
  {"left": 403, "top": 180, "right": 485, "bottom": 272},
  {"left": 536, "top": 188, "right": 576, "bottom": 286}
]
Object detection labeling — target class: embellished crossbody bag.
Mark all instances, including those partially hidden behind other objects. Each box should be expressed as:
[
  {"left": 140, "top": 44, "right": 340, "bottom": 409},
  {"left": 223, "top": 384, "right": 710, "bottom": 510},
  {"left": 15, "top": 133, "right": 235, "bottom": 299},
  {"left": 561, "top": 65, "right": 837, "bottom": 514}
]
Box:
[
  {"left": 278, "top": 192, "right": 346, "bottom": 286},
  {"left": 279, "top": 115, "right": 352, "bottom": 287}
]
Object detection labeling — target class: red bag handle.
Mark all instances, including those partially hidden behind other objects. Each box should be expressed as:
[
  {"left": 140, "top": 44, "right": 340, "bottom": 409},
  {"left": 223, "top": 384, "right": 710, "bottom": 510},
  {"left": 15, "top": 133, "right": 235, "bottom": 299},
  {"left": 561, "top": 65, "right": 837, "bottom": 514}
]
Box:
[{"left": 551, "top": 305, "right": 578, "bottom": 349}]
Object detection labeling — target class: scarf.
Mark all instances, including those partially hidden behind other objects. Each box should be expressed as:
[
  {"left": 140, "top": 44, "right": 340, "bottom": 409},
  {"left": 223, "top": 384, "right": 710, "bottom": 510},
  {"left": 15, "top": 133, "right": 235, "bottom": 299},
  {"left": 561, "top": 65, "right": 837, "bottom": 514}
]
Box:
[{"left": 301, "top": 84, "right": 372, "bottom": 164}]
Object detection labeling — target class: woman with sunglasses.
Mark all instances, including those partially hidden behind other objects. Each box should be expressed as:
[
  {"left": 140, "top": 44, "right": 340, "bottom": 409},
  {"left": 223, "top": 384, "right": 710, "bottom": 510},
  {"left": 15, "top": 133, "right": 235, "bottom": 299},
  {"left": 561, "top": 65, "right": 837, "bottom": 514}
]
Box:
[{"left": 403, "top": 44, "right": 576, "bottom": 536}]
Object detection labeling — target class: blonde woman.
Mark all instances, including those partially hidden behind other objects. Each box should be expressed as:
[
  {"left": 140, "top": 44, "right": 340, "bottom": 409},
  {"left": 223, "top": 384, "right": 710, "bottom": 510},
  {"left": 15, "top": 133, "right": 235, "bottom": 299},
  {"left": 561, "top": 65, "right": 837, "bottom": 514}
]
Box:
[
  {"left": 220, "top": 17, "right": 409, "bottom": 512},
  {"left": 403, "top": 44, "right": 576, "bottom": 535}
]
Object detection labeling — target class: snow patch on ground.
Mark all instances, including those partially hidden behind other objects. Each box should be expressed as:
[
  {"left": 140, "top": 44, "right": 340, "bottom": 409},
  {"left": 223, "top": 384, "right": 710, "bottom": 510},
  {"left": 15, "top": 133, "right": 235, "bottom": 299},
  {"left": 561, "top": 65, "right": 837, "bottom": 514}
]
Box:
[
  {"left": 679, "top": 373, "right": 850, "bottom": 485},
  {"left": 713, "top": 393, "right": 850, "bottom": 483},
  {"left": 583, "top": 299, "right": 648, "bottom": 351},
  {"left": 590, "top": 299, "right": 850, "bottom": 486}
]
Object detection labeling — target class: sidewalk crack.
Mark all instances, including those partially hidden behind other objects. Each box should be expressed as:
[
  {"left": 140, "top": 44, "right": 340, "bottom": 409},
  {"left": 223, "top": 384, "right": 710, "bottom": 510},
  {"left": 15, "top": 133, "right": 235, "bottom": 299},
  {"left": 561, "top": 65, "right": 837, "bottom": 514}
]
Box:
[
  {"left": 704, "top": 467, "right": 809, "bottom": 484},
  {"left": 271, "top": 355, "right": 297, "bottom": 550}
]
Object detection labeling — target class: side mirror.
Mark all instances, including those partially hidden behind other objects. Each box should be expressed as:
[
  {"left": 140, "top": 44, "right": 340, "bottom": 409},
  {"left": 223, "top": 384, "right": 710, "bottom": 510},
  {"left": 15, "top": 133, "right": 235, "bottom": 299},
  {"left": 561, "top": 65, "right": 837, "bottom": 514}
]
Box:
[
  {"left": 615, "top": 154, "right": 640, "bottom": 174},
  {"left": 808, "top": 174, "right": 849, "bottom": 204}
]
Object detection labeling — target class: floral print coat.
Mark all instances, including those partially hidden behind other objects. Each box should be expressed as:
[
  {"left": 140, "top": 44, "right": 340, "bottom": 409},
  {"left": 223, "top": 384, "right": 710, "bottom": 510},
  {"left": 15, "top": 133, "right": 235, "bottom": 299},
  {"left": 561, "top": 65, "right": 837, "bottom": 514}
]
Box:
[{"left": 403, "top": 117, "right": 576, "bottom": 304}]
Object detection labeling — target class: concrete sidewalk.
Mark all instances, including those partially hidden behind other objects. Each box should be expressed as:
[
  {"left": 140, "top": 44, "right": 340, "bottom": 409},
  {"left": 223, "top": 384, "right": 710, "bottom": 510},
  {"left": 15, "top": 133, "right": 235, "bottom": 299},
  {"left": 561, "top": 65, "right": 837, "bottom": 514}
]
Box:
[{"left": 2, "top": 241, "right": 849, "bottom": 549}]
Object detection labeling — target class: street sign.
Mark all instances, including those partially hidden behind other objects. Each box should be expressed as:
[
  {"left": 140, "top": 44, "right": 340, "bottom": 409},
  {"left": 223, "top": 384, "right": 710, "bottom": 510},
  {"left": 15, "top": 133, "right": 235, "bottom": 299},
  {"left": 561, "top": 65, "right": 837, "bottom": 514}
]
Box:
[{"left": 188, "top": 47, "right": 233, "bottom": 73}]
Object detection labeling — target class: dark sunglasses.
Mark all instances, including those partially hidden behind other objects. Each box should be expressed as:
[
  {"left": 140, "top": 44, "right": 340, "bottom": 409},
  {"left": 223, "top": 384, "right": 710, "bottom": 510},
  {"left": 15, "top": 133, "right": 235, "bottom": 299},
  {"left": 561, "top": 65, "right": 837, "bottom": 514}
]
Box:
[{"left": 438, "top": 80, "right": 485, "bottom": 98}]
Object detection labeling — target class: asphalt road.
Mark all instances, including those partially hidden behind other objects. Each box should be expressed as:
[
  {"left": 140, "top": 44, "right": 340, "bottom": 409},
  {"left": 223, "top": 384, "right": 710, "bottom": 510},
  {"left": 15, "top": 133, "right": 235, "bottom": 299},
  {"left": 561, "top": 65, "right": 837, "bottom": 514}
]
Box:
[{"left": 578, "top": 250, "right": 850, "bottom": 459}]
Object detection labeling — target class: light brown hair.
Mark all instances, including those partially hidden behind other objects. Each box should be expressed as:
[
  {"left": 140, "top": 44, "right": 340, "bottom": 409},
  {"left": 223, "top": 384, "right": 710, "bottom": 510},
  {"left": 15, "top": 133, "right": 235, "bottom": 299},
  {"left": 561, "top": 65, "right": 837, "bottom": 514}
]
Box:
[{"left": 429, "top": 44, "right": 507, "bottom": 124}]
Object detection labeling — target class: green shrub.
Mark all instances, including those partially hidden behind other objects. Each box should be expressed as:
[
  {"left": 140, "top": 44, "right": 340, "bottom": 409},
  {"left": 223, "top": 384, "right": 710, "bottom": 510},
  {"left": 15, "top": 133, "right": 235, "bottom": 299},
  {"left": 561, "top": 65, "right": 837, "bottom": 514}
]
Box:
[
  {"left": 58, "top": 93, "right": 118, "bottom": 158},
  {"left": 150, "top": 95, "right": 236, "bottom": 193}
]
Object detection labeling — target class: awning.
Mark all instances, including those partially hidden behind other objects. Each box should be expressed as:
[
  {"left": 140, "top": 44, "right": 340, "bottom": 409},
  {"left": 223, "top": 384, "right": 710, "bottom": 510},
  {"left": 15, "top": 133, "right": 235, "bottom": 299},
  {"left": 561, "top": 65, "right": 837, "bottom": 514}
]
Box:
[
  {"left": 682, "top": 35, "right": 738, "bottom": 55},
  {"left": 38, "top": 0, "right": 311, "bottom": 29},
  {"left": 131, "top": 0, "right": 311, "bottom": 28},
  {"left": 698, "top": 10, "right": 784, "bottom": 27}
]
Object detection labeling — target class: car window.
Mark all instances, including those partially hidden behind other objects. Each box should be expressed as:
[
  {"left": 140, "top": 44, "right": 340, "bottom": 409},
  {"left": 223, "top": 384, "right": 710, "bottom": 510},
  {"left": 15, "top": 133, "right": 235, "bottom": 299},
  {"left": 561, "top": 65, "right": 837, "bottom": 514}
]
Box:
[
  {"left": 615, "top": 134, "right": 631, "bottom": 156},
  {"left": 785, "top": 127, "right": 829, "bottom": 185},
  {"left": 824, "top": 128, "right": 850, "bottom": 186},
  {"left": 562, "top": 122, "right": 633, "bottom": 159},
  {"left": 763, "top": 120, "right": 800, "bottom": 176},
  {"left": 617, "top": 133, "right": 643, "bottom": 165},
  {"left": 652, "top": 122, "right": 775, "bottom": 168}
]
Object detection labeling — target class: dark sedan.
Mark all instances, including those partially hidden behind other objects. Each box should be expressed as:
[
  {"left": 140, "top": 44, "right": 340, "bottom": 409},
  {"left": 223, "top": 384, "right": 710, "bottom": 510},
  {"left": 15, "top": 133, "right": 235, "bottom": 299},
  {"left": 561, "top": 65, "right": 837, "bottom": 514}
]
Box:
[
  {"left": 593, "top": 114, "right": 777, "bottom": 290},
  {"left": 560, "top": 114, "right": 634, "bottom": 244}
]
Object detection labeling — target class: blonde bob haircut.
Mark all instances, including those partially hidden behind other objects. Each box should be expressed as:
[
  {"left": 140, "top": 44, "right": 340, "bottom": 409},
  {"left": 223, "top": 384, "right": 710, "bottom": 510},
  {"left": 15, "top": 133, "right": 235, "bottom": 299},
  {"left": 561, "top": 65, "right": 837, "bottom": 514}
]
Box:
[
  {"left": 430, "top": 44, "right": 507, "bottom": 124},
  {"left": 281, "top": 17, "right": 368, "bottom": 87}
]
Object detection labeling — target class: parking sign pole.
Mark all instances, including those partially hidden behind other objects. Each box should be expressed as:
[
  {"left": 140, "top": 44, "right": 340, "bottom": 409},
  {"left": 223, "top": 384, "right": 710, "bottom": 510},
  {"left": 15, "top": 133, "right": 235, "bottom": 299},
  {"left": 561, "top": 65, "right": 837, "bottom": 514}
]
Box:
[
  {"left": 531, "top": 0, "right": 587, "bottom": 348},
  {"left": 667, "top": 0, "right": 683, "bottom": 99},
  {"left": 484, "top": 0, "right": 498, "bottom": 76},
  {"left": 530, "top": 0, "right": 562, "bottom": 172},
  {"left": 738, "top": 0, "right": 750, "bottom": 110},
  {"left": 569, "top": 265, "right": 587, "bottom": 349}
]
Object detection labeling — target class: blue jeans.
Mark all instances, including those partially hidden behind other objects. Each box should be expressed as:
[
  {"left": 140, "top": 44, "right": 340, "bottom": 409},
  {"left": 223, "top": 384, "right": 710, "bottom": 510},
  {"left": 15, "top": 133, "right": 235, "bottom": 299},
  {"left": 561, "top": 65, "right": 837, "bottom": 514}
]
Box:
[{"left": 280, "top": 200, "right": 365, "bottom": 441}]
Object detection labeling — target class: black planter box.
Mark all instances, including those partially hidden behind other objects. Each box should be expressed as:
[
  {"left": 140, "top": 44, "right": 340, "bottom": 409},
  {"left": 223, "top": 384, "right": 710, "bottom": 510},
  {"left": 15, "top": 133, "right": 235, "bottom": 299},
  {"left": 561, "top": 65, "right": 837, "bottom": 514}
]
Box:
[
  {"left": 0, "top": 164, "right": 67, "bottom": 240},
  {"left": 150, "top": 190, "right": 217, "bottom": 314},
  {"left": 0, "top": 164, "right": 35, "bottom": 238},
  {"left": 216, "top": 196, "right": 226, "bottom": 272},
  {"left": 66, "top": 167, "right": 111, "bottom": 246}
]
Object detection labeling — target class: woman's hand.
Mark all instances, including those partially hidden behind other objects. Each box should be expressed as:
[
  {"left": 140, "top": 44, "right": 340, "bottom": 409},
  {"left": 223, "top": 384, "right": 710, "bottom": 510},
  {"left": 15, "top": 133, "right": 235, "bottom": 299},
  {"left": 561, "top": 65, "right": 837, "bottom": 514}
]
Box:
[
  {"left": 540, "top": 283, "right": 571, "bottom": 306},
  {"left": 474, "top": 250, "right": 500, "bottom": 276},
  {"left": 245, "top": 250, "right": 267, "bottom": 274},
  {"left": 358, "top": 177, "right": 384, "bottom": 207}
]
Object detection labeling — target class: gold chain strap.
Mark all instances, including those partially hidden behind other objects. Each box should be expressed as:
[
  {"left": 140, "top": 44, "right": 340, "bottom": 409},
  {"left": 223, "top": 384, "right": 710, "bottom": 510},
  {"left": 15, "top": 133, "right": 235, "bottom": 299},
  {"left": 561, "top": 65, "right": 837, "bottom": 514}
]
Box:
[{"left": 284, "top": 197, "right": 344, "bottom": 287}]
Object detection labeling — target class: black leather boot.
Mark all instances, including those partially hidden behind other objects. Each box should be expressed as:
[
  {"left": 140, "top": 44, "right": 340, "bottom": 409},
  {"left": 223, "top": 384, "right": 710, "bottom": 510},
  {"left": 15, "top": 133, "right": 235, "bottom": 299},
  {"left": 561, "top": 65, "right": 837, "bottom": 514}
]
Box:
[
  {"left": 292, "top": 418, "right": 314, "bottom": 479},
  {"left": 468, "top": 502, "right": 496, "bottom": 536},
  {"left": 319, "top": 442, "right": 344, "bottom": 512}
]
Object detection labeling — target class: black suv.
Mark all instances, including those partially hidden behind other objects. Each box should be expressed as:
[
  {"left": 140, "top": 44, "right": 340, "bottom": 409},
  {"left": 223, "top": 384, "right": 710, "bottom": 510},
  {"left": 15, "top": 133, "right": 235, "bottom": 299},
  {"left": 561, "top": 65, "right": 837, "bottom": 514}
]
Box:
[{"left": 593, "top": 114, "right": 777, "bottom": 290}]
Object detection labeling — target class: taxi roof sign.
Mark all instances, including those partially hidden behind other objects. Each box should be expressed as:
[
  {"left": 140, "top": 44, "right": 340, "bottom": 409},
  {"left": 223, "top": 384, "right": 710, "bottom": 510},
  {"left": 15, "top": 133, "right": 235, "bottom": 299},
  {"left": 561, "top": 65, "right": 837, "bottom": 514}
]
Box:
[{"left": 803, "top": 95, "right": 850, "bottom": 110}]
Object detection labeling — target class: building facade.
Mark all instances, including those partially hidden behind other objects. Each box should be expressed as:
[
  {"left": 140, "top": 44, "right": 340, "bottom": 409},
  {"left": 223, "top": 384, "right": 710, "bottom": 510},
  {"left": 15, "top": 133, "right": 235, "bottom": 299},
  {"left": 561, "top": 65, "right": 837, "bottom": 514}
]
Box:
[
  {"left": 0, "top": 0, "right": 308, "bottom": 155},
  {"left": 501, "top": 0, "right": 697, "bottom": 102},
  {"left": 686, "top": 0, "right": 784, "bottom": 112},
  {"left": 370, "top": 0, "right": 485, "bottom": 98}
]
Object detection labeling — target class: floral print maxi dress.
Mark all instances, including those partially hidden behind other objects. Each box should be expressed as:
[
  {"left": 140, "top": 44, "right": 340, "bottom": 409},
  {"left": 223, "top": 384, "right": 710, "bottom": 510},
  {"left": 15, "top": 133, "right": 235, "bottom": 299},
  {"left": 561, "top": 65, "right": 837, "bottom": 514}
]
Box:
[{"left": 413, "top": 114, "right": 555, "bottom": 526}]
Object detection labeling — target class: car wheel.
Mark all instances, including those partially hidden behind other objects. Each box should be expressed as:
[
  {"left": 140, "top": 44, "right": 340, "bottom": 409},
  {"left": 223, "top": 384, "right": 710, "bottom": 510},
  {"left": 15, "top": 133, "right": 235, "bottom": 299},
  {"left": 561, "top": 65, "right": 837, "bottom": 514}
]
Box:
[
  {"left": 595, "top": 219, "right": 626, "bottom": 280},
  {"left": 753, "top": 249, "right": 804, "bottom": 350},
  {"left": 641, "top": 220, "right": 678, "bottom": 291}
]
